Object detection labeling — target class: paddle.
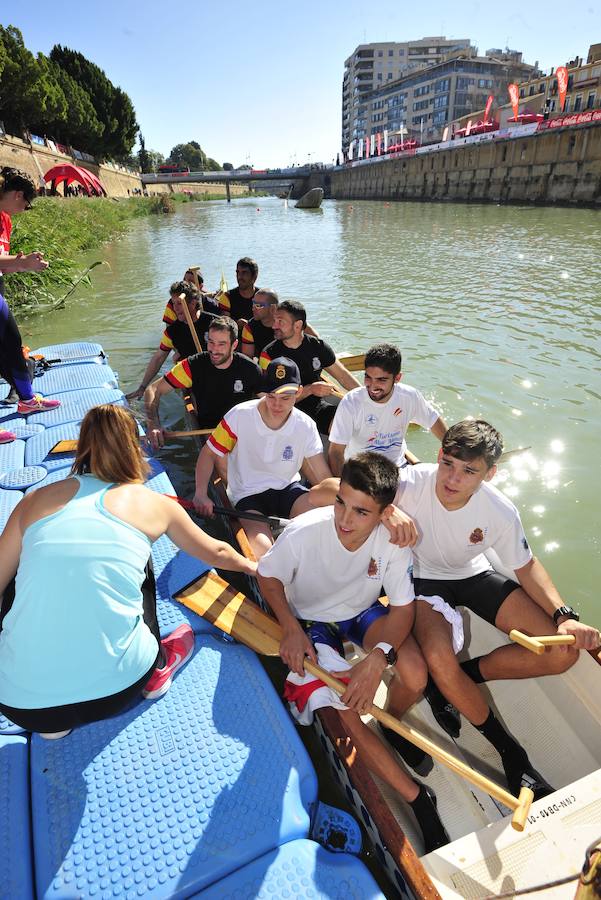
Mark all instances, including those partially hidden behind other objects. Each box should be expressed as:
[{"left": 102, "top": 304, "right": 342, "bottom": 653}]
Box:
[
  {"left": 187, "top": 266, "right": 202, "bottom": 291},
  {"left": 178, "top": 292, "right": 203, "bottom": 355},
  {"left": 510, "top": 630, "right": 576, "bottom": 655},
  {"left": 167, "top": 495, "right": 290, "bottom": 529},
  {"left": 175, "top": 573, "right": 534, "bottom": 831},
  {"left": 48, "top": 427, "right": 213, "bottom": 455}
]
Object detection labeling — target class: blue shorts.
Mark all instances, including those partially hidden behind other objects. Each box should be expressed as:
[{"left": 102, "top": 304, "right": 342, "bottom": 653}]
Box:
[
  {"left": 236, "top": 483, "right": 308, "bottom": 519},
  {"left": 301, "top": 600, "right": 389, "bottom": 658}
]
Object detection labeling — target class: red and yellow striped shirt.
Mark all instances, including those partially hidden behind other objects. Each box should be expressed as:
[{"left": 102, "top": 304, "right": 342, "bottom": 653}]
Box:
[
  {"left": 207, "top": 417, "right": 238, "bottom": 456},
  {"left": 164, "top": 358, "right": 193, "bottom": 389}
]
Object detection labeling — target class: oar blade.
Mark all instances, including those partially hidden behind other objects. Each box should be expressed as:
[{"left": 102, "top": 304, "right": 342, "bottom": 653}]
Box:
[
  {"left": 49, "top": 439, "right": 78, "bottom": 454},
  {"left": 175, "top": 571, "right": 282, "bottom": 655}
]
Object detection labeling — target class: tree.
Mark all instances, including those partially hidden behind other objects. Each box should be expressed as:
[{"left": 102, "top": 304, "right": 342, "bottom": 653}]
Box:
[
  {"left": 205, "top": 157, "right": 222, "bottom": 171},
  {"left": 222, "top": 162, "right": 234, "bottom": 170},
  {"left": 44, "top": 58, "right": 104, "bottom": 148},
  {"left": 168, "top": 142, "right": 205, "bottom": 170},
  {"left": 0, "top": 26, "right": 65, "bottom": 135},
  {"left": 138, "top": 133, "right": 151, "bottom": 173},
  {"left": 147, "top": 149, "right": 165, "bottom": 172}
]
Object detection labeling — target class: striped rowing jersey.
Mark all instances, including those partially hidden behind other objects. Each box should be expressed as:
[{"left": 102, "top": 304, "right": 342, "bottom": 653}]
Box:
[
  {"left": 240, "top": 317, "right": 275, "bottom": 357},
  {"left": 164, "top": 352, "right": 263, "bottom": 427},
  {"left": 218, "top": 287, "right": 256, "bottom": 321},
  {"left": 159, "top": 313, "right": 217, "bottom": 356},
  {"left": 206, "top": 399, "right": 323, "bottom": 504}
]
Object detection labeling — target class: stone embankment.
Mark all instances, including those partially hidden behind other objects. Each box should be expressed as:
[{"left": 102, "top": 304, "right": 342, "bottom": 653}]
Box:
[{"left": 326, "top": 121, "right": 601, "bottom": 206}]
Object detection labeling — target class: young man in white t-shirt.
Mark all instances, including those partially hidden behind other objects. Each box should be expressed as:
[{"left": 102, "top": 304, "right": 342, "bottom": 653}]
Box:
[
  {"left": 328, "top": 343, "right": 447, "bottom": 474},
  {"left": 257, "top": 452, "right": 450, "bottom": 854},
  {"left": 397, "top": 419, "right": 600, "bottom": 800},
  {"left": 193, "top": 357, "right": 336, "bottom": 559}
]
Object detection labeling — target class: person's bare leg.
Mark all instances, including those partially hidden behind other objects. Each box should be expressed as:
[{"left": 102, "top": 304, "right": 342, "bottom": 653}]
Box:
[{"left": 240, "top": 516, "right": 273, "bottom": 560}]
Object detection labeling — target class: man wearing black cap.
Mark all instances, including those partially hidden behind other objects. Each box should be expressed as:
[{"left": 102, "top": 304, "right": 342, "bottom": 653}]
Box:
[{"left": 193, "top": 357, "right": 336, "bottom": 559}]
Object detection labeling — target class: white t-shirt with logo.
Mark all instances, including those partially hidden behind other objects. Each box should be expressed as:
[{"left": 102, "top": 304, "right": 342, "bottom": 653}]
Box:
[
  {"left": 257, "top": 506, "right": 414, "bottom": 621},
  {"left": 329, "top": 383, "right": 440, "bottom": 466},
  {"left": 395, "top": 464, "right": 533, "bottom": 580},
  {"left": 207, "top": 399, "right": 323, "bottom": 504}
]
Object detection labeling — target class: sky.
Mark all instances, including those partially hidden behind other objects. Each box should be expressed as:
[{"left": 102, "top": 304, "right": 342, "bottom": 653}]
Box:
[{"left": 6, "top": 1, "right": 601, "bottom": 167}]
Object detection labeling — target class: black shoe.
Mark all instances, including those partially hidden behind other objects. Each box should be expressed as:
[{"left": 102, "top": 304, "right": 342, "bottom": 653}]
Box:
[
  {"left": 410, "top": 783, "right": 450, "bottom": 854},
  {"left": 424, "top": 679, "right": 461, "bottom": 738},
  {"left": 2, "top": 387, "right": 18, "bottom": 405},
  {"left": 502, "top": 751, "right": 555, "bottom": 801},
  {"left": 379, "top": 723, "right": 434, "bottom": 777}
]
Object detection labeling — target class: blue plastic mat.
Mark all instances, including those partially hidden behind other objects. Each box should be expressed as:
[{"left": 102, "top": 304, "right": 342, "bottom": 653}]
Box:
[
  {"left": 30, "top": 638, "right": 318, "bottom": 899},
  {"left": 0, "top": 713, "right": 26, "bottom": 736},
  {"left": 32, "top": 363, "right": 118, "bottom": 396},
  {"left": 198, "top": 840, "right": 385, "bottom": 900},
  {"left": 152, "top": 536, "right": 216, "bottom": 637},
  {"left": 0, "top": 382, "right": 10, "bottom": 401},
  {"left": 0, "top": 736, "right": 34, "bottom": 900},
  {"left": 0, "top": 465, "right": 47, "bottom": 490},
  {"left": 25, "top": 423, "right": 80, "bottom": 471},
  {"left": 6, "top": 423, "right": 44, "bottom": 440},
  {"left": 0, "top": 488, "right": 23, "bottom": 531},
  {"left": 33, "top": 342, "right": 105, "bottom": 363},
  {"left": 25, "top": 388, "right": 124, "bottom": 428},
  {"left": 0, "top": 439, "right": 25, "bottom": 474}
]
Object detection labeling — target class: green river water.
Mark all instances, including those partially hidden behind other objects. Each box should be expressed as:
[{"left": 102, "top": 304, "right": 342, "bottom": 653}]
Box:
[{"left": 18, "top": 196, "right": 601, "bottom": 628}]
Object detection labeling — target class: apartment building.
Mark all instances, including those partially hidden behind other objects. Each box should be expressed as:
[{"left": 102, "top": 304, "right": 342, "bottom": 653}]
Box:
[
  {"left": 345, "top": 46, "right": 538, "bottom": 152},
  {"left": 342, "top": 37, "right": 471, "bottom": 152}
]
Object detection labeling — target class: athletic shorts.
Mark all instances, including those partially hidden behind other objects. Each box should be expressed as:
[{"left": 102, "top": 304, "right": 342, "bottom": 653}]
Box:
[
  {"left": 300, "top": 599, "right": 389, "bottom": 657},
  {"left": 413, "top": 570, "right": 520, "bottom": 626},
  {"left": 235, "top": 483, "right": 308, "bottom": 519}
]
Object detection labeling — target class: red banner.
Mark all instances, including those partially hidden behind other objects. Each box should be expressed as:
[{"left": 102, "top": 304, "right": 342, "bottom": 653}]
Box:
[
  {"left": 376, "top": 133, "right": 381, "bottom": 155},
  {"left": 365, "top": 135, "right": 370, "bottom": 158},
  {"left": 484, "top": 94, "right": 494, "bottom": 122},
  {"left": 537, "top": 109, "right": 601, "bottom": 130},
  {"left": 556, "top": 66, "right": 569, "bottom": 112},
  {"left": 508, "top": 84, "right": 520, "bottom": 120}
]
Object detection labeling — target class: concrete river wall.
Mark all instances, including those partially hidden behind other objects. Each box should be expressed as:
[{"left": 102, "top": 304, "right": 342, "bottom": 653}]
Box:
[{"left": 327, "top": 121, "right": 601, "bottom": 206}]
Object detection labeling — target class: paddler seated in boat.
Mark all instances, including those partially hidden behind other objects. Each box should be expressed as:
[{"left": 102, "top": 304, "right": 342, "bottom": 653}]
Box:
[
  {"left": 144, "top": 316, "right": 263, "bottom": 449},
  {"left": 162, "top": 269, "right": 219, "bottom": 323},
  {"left": 257, "top": 451, "right": 450, "bottom": 854},
  {"left": 0, "top": 404, "right": 257, "bottom": 739},
  {"left": 241, "top": 289, "right": 320, "bottom": 360},
  {"left": 218, "top": 256, "right": 259, "bottom": 329},
  {"left": 193, "top": 357, "right": 338, "bottom": 559},
  {"left": 126, "top": 281, "right": 217, "bottom": 400},
  {"left": 259, "top": 300, "right": 360, "bottom": 434},
  {"left": 328, "top": 343, "right": 447, "bottom": 475},
  {"left": 395, "top": 419, "right": 601, "bottom": 800}
]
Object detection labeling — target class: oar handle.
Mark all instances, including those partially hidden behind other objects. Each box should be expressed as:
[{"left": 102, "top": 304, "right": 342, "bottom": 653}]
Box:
[
  {"left": 303, "top": 658, "right": 533, "bottom": 831},
  {"left": 179, "top": 291, "right": 203, "bottom": 354},
  {"left": 163, "top": 428, "right": 213, "bottom": 438},
  {"left": 510, "top": 629, "right": 576, "bottom": 655}
]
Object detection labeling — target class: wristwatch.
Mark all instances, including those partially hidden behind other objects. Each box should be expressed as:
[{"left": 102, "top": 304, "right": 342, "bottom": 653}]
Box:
[
  {"left": 552, "top": 605, "right": 580, "bottom": 625},
  {"left": 373, "top": 641, "right": 397, "bottom": 666}
]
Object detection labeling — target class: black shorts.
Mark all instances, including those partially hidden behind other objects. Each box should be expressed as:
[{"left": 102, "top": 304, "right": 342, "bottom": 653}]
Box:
[
  {"left": 413, "top": 570, "right": 520, "bottom": 626},
  {"left": 236, "top": 483, "right": 309, "bottom": 519}
]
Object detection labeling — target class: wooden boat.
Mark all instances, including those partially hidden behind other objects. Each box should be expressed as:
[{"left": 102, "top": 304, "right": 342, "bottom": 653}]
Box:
[{"left": 180, "top": 393, "right": 601, "bottom": 900}]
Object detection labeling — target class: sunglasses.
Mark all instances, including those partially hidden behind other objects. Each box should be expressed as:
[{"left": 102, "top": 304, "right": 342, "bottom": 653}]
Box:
[{"left": 252, "top": 300, "right": 271, "bottom": 308}]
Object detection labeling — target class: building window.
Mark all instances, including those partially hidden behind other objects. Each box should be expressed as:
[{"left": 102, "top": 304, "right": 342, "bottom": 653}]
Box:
[
  {"left": 377, "top": 73, "right": 382, "bottom": 81},
  {"left": 433, "top": 95, "right": 449, "bottom": 109},
  {"left": 378, "top": 50, "right": 383, "bottom": 57},
  {"left": 387, "top": 72, "right": 393, "bottom": 79},
  {"left": 564, "top": 97, "right": 570, "bottom": 112},
  {"left": 457, "top": 77, "right": 475, "bottom": 89},
  {"left": 574, "top": 95, "right": 582, "bottom": 111},
  {"left": 399, "top": 49, "right": 404, "bottom": 56},
  {"left": 587, "top": 92, "right": 596, "bottom": 109},
  {"left": 388, "top": 49, "right": 394, "bottom": 57},
  {"left": 435, "top": 78, "right": 450, "bottom": 93}
]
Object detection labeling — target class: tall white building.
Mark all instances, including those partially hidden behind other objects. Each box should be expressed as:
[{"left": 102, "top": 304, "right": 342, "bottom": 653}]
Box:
[{"left": 342, "top": 37, "right": 472, "bottom": 152}]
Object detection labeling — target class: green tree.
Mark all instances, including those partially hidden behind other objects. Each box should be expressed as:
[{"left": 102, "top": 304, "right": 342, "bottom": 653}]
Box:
[
  {"left": 168, "top": 142, "right": 205, "bottom": 170},
  {"left": 147, "top": 149, "right": 165, "bottom": 172},
  {"left": 205, "top": 157, "right": 222, "bottom": 171},
  {"left": 138, "top": 133, "right": 151, "bottom": 173},
  {"left": 0, "top": 26, "right": 65, "bottom": 135},
  {"left": 45, "top": 58, "right": 104, "bottom": 148},
  {"left": 222, "top": 162, "right": 234, "bottom": 170}
]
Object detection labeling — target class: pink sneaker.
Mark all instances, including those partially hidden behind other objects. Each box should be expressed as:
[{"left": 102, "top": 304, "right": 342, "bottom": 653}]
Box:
[
  {"left": 18, "top": 395, "right": 61, "bottom": 415},
  {"left": 142, "top": 624, "right": 195, "bottom": 699},
  {"left": 0, "top": 429, "right": 16, "bottom": 444}
]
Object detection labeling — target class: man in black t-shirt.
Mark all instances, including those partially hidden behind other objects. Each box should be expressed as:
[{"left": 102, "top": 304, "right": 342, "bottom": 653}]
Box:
[
  {"left": 127, "top": 282, "right": 216, "bottom": 400},
  {"left": 145, "top": 317, "right": 263, "bottom": 447},
  {"left": 218, "top": 256, "right": 259, "bottom": 322},
  {"left": 259, "top": 300, "right": 360, "bottom": 433},
  {"left": 240, "top": 288, "right": 278, "bottom": 358}
]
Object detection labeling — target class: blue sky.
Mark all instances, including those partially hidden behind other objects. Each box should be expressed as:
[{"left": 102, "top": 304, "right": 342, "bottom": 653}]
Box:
[{"left": 6, "top": 1, "right": 600, "bottom": 167}]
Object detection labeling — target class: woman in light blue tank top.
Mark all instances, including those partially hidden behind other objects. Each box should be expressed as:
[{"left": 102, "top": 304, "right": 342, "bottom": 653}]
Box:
[{"left": 0, "top": 404, "right": 257, "bottom": 737}]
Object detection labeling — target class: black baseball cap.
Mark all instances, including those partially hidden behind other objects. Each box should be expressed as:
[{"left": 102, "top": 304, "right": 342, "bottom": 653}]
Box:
[{"left": 263, "top": 357, "right": 301, "bottom": 394}]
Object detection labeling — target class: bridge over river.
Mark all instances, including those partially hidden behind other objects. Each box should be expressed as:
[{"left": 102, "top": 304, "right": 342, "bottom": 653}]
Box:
[{"left": 140, "top": 165, "right": 332, "bottom": 200}]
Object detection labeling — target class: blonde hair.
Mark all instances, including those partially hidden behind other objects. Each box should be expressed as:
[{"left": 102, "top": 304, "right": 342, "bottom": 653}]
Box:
[
  {"left": 0, "top": 167, "right": 37, "bottom": 201},
  {"left": 71, "top": 404, "right": 150, "bottom": 484}
]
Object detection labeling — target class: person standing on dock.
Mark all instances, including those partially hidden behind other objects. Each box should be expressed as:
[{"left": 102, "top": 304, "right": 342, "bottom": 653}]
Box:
[
  {"left": 257, "top": 451, "right": 450, "bottom": 854},
  {"left": 144, "top": 317, "right": 263, "bottom": 448},
  {"left": 395, "top": 419, "right": 601, "bottom": 800},
  {"left": 260, "top": 300, "right": 360, "bottom": 434},
  {"left": 193, "top": 357, "right": 337, "bottom": 559},
  {"left": 328, "top": 343, "right": 447, "bottom": 475},
  {"left": 0, "top": 167, "right": 61, "bottom": 444},
  {"left": 126, "top": 281, "right": 216, "bottom": 400}
]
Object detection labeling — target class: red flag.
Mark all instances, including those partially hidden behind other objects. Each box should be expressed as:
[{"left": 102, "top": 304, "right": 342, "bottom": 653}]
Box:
[
  {"left": 365, "top": 136, "right": 370, "bottom": 158},
  {"left": 508, "top": 84, "right": 520, "bottom": 120},
  {"left": 484, "top": 93, "right": 494, "bottom": 122},
  {"left": 376, "top": 133, "right": 381, "bottom": 155},
  {"left": 556, "top": 66, "right": 568, "bottom": 112}
]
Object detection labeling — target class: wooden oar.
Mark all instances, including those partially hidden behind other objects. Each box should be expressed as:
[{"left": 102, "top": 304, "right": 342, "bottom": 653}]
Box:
[
  {"left": 499, "top": 446, "right": 531, "bottom": 463},
  {"left": 178, "top": 292, "right": 203, "bottom": 355},
  {"left": 510, "top": 629, "right": 576, "bottom": 655},
  {"left": 167, "top": 495, "right": 289, "bottom": 529},
  {"left": 176, "top": 574, "right": 534, "bottom": 831},
  {"left": 49, "top": 427, "right": 213, "bottom": 454},
  {"left": 188, "top": 266, "right": 202, "bottom": 291},
  {"left": 338, "top": 353, "right": 365, "bottom": 372}
]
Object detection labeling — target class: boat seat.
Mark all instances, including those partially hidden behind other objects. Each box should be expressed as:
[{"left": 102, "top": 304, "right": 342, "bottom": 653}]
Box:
[
  {"left": 25, "top": 422, "right": 81, "bottom": 471},
  {"left": 32, "top": 341, "right": 106, "bottom": 363},
  {"left": 0, "top": 487, "right": 23, "bottom": 531},
  {"left": 30, "top": 637, "right": 318, "bottom": 899},
  {"left": 24, "top": 387, "right": 124, "bottom": 428},
  {"left": 0, "top": 736, "right": 34, "bottom": 899},
  {"left": 32, "top": 362, "right": 119, "bottom": 396},
  {"left": 196, "top": 839, "right": 386, "bottom": 899}
]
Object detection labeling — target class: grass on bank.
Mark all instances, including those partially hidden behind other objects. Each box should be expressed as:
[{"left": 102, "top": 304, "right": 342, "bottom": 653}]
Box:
[{"left": 6, "top": 191, "right": 237, "bottom": 313}]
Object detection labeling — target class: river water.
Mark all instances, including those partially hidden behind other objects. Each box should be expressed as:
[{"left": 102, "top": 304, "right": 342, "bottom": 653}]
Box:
[{"left": 19, "top": 196, "right": 601, "bottom": 627}]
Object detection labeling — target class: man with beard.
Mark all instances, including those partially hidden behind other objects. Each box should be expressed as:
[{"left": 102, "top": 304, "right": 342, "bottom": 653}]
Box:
[
  {"left": 328, "top": 344, "right": 447, "bottom": 475},
  {"left": 218, "top": 257, "right": 259, "bottom": 324}
]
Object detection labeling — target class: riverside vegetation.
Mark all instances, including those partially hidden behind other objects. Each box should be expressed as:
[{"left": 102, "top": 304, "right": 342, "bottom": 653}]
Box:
[{"left": 6, "top": 192, "right": 232, "bottom": 314}]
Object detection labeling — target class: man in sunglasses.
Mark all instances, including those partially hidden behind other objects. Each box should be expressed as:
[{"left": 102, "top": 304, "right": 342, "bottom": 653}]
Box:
[{"left": 240, "top": 288, "right": 279, "bottom": 359}]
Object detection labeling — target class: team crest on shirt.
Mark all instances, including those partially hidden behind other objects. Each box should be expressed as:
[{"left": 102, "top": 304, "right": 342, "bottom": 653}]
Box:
[
  {"left": 367, "top": 557, "right": 380, "bottom": 578},
  {"left": 469, "top": 528, "right": 485, "bottom": 544},
  {"left": 282, "top": 445, "right": 293, "bottom": 460},
  {"left": 312, "top": 357, "right": 320, "bottom": 370},
  {"left": 365, "top": 414, "right": 377, "bottom": 426},
  {"left": 393, "top": 407, "right": 402, "bottom": 417},
  {"left": 233, "top": 379, "right": 243, "bottom": 392}
]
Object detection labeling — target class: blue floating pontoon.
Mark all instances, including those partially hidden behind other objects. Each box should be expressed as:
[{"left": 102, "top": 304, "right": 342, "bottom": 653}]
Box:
[{"left": 0, "top": 341, "right": 377, "bottom": 898}]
